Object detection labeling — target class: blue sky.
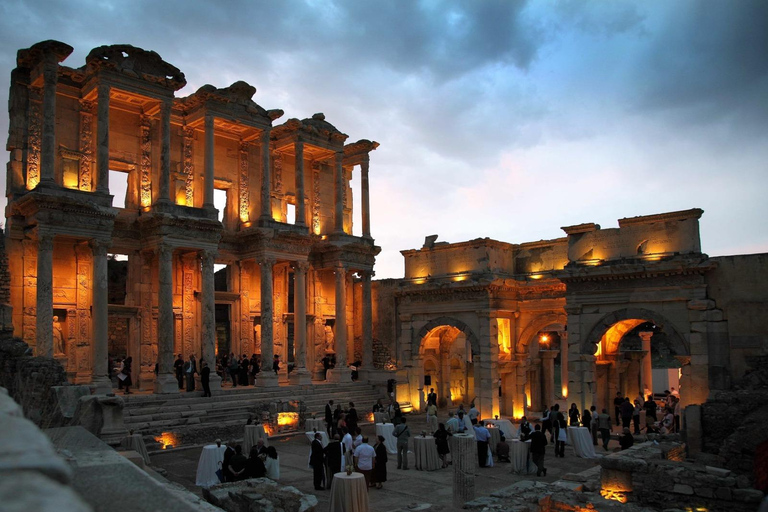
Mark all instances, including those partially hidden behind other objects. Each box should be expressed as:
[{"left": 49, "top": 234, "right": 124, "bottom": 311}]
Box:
[{"left": 1, "top": 0, "right": 766, "bottom": 278}]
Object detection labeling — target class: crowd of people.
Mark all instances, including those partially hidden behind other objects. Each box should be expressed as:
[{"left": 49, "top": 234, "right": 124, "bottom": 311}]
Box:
[{"left": 218, "top": 438, "right": 280, "bottom": 482}]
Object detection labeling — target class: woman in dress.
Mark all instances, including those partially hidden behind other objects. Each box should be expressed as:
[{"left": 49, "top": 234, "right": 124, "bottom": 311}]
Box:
[
  {"left": 568, "top": 403, "right": 581, "bottom": 426},
  {"left": 433, "top": 422, "right": 452, "bottom": 468},
  {"left": 372, "top": 435, "right": 388, "bottom": 489}
]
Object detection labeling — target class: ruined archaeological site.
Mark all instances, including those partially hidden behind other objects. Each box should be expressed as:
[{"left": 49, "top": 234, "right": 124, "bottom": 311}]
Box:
[{"left": 0, "top": 40, "right": 766, "bottom": 512}]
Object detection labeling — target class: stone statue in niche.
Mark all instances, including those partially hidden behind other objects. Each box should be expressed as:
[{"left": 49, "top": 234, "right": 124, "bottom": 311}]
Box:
[
  {"left": 324, "top": 325, "right": 335, "bottom": 354},
  {"left": 53, "top": 316, "right": 65, "bottom": 356},
  {"left": 253, "top": 324, "right": 262, "bottom": 354}
]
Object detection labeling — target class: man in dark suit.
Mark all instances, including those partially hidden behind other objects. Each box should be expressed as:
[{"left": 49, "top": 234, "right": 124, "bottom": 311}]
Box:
[
  {"left": 174, "top": 354, "right": 184, "bottom": 389},
  {"left": 529, "top": 424, "right": 548, "bottom": 476},
  {"left": 310, "top": 432, "right": 326, "bottom": 490},
  {"left": 324, "top": 434, "right": 343, "bottom": 489},
  {"left": 325, "top": 399, "right": 335, "bottom": 437},
  {"left": 427, "top": 388, "right": 437, "bottom": 407}
]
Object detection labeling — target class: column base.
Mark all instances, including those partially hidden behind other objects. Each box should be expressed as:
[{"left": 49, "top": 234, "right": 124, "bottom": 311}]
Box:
[
  {"left": 325, "top": 368, "right": 342, "bottom": 383},
  {"left": 92, "top": 375, "right": 112, "bottom": 395},
  {"left": 208, "top": 373, "right": 222, "bottom": 393},
  {"left": 289, "top": 367, "right": 313, "bottom": 385},
  {"left": 256, "top": 373, "right": 279, "bottom": 387},
  {"left": 154, "top": 373, "right": 179, "bottom": 394}
]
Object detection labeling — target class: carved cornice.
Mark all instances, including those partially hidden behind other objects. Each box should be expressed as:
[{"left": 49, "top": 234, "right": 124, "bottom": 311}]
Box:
[
  {"left": 84, "top": 44, "right": 186, "bottom": 91},
  {"left": 271, "top": 113, "right": 349, "bottom": 145}
]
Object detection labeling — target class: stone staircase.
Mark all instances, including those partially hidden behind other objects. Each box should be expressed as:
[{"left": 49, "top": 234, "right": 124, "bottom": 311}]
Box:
[{"left": 122, "top": 381, "right": 386, "bottom": 437}]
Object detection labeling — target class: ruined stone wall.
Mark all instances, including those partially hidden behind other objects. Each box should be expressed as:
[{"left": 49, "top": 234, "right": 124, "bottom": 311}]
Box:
[{"left": 402, "top": 238, "right": 515, "bottom": 279}]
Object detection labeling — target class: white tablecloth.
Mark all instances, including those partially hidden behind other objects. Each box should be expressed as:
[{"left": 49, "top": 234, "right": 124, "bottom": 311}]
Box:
[
  {"left": 329, "top": 472, "right": 369, "bottom": 512},
  {"left": 243, "top": 424, "right": 269, "bottom": 454},
  {"left": 482, "top": 419, "right": 515, "bottom": 439},
  {"left": 306, "top": 418, "right": 325, "bottom": 431},
  {"left": 510, "top": 439, "right": 535, "bottom": 474},
  {"left": 373, "top": 412, "right": 389, "bottom": 424},
  {"left": 567, "top": 427, "right": 598, "bottom": 458},
  {"left": 413, "top": 435, "right": 441, "bottom": 471},
  {"left": 486, "top": 426, "right": 501, "bottom": 455},
  {"left": 195, "top": 444, "right": 226, "bottom": 487},
  {"left": 375, "top": 423, "right": 397, "bottom": 454},
  {"left": 305, "top": 430, "right": 330, "bottom": 447}
]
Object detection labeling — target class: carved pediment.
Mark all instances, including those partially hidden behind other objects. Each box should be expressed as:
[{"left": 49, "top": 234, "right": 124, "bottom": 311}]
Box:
[{"left": 85, "top": 44, "right": 186, "bottom": 90}]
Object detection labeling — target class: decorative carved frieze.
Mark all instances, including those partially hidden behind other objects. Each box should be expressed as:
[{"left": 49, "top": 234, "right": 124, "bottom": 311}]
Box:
[
  {"left": 182, "top": 126, "right": 195, "bottom": 206},
  {"left": 27, "top": 87, "right": 43, "bottom": 189},
  {"left": 312, "top": 161, "right": 321, "bottom": 235},
  {"left": 139, "top": 114, "right": 152, "bottom": 207},
  {"left": 272, "top": 152, "right": 283, "bottom": 194},
  {"left": 78, "top": 100, "right": 93, "bottom": 191},
  {"left": 239, "top": 140, "right": 250, "bottom": 222}
]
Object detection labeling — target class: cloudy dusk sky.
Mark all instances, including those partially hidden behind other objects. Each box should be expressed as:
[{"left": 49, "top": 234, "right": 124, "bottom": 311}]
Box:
[{"left": 1, "top": 1, "right": 766, "bottom": 278}]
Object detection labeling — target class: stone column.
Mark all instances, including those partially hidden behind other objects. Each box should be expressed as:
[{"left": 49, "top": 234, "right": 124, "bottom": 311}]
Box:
[
  {"left": 90, "top": 239, "right": 111, "bottom": 394},
  {"left": 294, "top": 141, "right": 306, "bottom": 226},
  {"left": 440, "top": 349, "right": 451, "bottom": 407},
  {"left": 639, "top": 331, "right": 653, "bottom": 396},
  {"left": 290, "top": 261, "right": 311, "bottom": 384},
  {"left": 361, "top": 158, "right": 371, "bottom": 237},
  {"left": 158, "top": 98, "right": 172, "bottom": 203},
  {"left": 259, "top": 130, "right": 272, "bottom": 220},
  {"left": 560, "top": 331, "right": 569, "bottom": 399},
  {"left": 361, "top": 270, "right": 373, "bottom": 370},
  {"left": 675, "top": 355, "right": 692, "bottom": 409},
  {"left": 201, "top": 249, "right": 221, "bottom": 392},
  {"left": 96, "top": 84, "right": 110, "bottom": 194},
  {"left": 154, "top": 244, "right": 178, "bottom": 393},
  {"left": 204, "top": 114, "right": 215, "bottom": 209},
  {"left": 540, "top": 350, "right": 559, "bottom": 409},
  {"left": 626, "top": 351, "right": 646, "bottom": 400},
  {"left": 334, "top": 152, "right": 344, "bottom": 233},
  {"left": 452, "top": 434, "right": 476, "bottom": 507},
  {"left": 40, "top": 56, "right": 59, "bottom": 186},
  {"left": 529, "top": 362, "right": 541, "bottom": 411},
  {"left": 256, "top": 257, "right": 278, "bottom": 386},
  {"left": 327, "top": 263, "right": 347, "bottom": 382},
  {"left": 35, "top": 233, "right": 54, "bottom": 357}
]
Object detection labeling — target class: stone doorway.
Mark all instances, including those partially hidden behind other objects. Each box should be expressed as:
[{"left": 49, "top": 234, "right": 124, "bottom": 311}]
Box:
[
  {"left": 420, "top": 324, "right": 475, "bottom": 408},
  {"left": 215, "top": 303, "right": 231, "bottom": 358}
]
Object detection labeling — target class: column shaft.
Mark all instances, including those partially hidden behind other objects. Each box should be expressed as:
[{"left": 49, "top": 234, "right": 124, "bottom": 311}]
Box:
[
  {"left": 96, "top": 84, "right": 110, "bottom": 194},
  {"left": 40, "top": 59, "right": 58, "bottom": 185},
  {"left": 35, "top": 234, "right": 54, "bottom": 357},
  {"left": 334, "top": 152, "right": 344, "bottom": 233},
  {"left": 201, "top": 250, "right": 221, "bottom": 392},
  {"left": 154, "top": 244, "right": 177, "bottom": 393},
  {"left": 260, "top": 130, "right": 272, "bottom": 219},
  {"left": 204, "top": 114, "right": 215, "bottom": 207},
  {"left": 290, "top": 262, "right": 311, "bottom": 384},
  {"left": 640, "top": 332, "right": 653, "bottom": 396},
  {"left": 294, "top": 142, "right": 306, "bottom": 226},
  {"left": 158, "top": 99, "right": 172, "bottom": 202},
  {"left": 361, "top": 159, "right": 371, "bottom": 237},
  {"left": 91, "top": 240, "right": 111, "bottom": 393},
  {"left": 334, "top": 264, "right": 347, "bottom": 368},
  {"left": 257, "top": 258, "right": 278, "bottom": 386},
  {"left": 560, "top": 332, "right": 569, "bottom": 399},
  {"left": 361, "top": 271, "right": 373, "bottom": 369}
]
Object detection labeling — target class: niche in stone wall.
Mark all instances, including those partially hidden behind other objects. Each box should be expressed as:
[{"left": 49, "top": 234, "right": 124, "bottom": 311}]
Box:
[{"left": 52, "top": 308, "right": 68, "bottom": 357}]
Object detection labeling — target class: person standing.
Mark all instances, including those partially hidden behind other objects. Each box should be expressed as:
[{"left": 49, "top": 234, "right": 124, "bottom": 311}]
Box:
[
  {"left": 346, "top": 402, "right": 359, "bottom": 435},
  {"left": 582, "top": 407, "right": 592, "bottom": 431},
  {"left": 445, "top": 411, "right": 460, "bottom": 434},
  {"left": 529, "top": 424, "right": 547, "bottom": 477},
  {"left": 325, "top": 399, "right": 335, "bottom": 437},
  {"left": 201, "top": 360, "right": 211, "bottom": 397},
  {"left": 598, "top": 408, "right": 612, "bottom": 450},
  {"left": 427, "top": 388, "right": 437, "bottom": 407},
  {"left": 272, "top": 354, "right": 280, "bottom": 374},
  {"left": 568, "top": 403, "right": 581, "bottom": 426},
  {"left": 632, "top": 399, "right": 642, "bottom": 434},
  {"left": 174, "top": 354, "right": 184, "bottom": 389},
  {"left": 324, "top": 434, "right": 343, "bottom": 489},
  {"left": 518, "top": 416, "right": 532, "bottom": 440},
  {"left": 372, "top": 435, "right": 388, "bottom": 488},
  {"left": 541, "top": 405, "right": 553, "bottom": 441},
  {"left": 552, "top": 404, "right": 566, "bottom": 458},
  {"left": 393, "top": 416, "right": 411, "bottom": 470},
  {"left": 249, "top": 354, "right": 260, "bottom": 385},
  {"left": 468, "top": 403, "right": 480, "bottom": 425},
  {"left": 613, "top": 392, "right": 624, "bottom": 428},
  {"left": 221, "top": 353, "right": 230, "bottom": 385},
  {"left": 644, "top": 394, "right": 658, "bottom": 422},
  {"left": 353, "top": 437, "right": 376, "bottom": 488},
  {"left": 310, "top": 432, "right": 325, "bottom": 490},
  {"left": 474, "top": 421, "right": 491, "bottom": 468},
  {"left": 589, "top": 405, "right": 599, "bottom": 445},
  {"left": 121, "top": 356, "right": 133, "bottom": 395},
  {"left": 184, "top": 354, "right": 197, "bottom": 392},
  {"left": 426, "top": 401, "right": 438, "bottom": 432},
  {"left": 228, "top": 353, "right": 238, "bottom": 387},
  {"left": 620, "top": 397, "right": 634, "bottom": 430},
  {"left": 434, "top": 422, "right": 452, "bottom": 468}
]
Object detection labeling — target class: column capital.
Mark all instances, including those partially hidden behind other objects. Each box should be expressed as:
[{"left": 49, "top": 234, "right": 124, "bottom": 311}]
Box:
[
  {"left": 359, "top": 269, "right": 375, "bottom": 279},
  {"left": 334, "top": 262, "right": 348, "bottom": 274},
  {"left": 292, "top": 260, "right": 310, "bottom": 273},
  {"left": 157, "top": 243, "right": 174, "bottom": 259},
  {"left": 257, "top": 256, "right": 276, "bottom": 268},
  {"left": 89, "top": 238, "right": 110, "bottom": 255}
]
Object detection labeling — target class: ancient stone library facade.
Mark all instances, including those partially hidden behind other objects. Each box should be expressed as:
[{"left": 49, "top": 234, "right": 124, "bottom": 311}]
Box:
[
  {"left": 4, "top": 41, "right": 768, "bottom": 423},
  {"left": 372, "top": 210, "right": 768, "bottom": 420},
  {"left": 5, "top": 41, "right": 379, "bottom": 394}
]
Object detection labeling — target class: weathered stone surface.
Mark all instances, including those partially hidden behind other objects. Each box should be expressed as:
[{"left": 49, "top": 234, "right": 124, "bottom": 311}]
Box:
[
  {"left": 72, "top": 394, "right": 128, "bottom": 444},
  {"left": 51, "top": 385, "right": 91, "bottom": 420},
  {"left": 0, "top": 413, "right": 71, "bottom": 483},
  {"left": 0, "top": 470, "right": 92, "bottom": 512},
  {"left": 202, "top": 478, "right": 318, "bottom": 512}
]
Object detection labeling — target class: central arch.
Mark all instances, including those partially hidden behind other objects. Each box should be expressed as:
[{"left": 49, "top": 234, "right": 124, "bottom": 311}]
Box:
[{"left": 416, "top": 317, "right": 481, "bottom": 408}]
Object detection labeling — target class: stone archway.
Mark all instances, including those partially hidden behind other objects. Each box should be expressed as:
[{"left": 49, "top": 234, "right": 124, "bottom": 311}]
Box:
[
  {"left": 416, "top": 317, "right": 481, "bottom": 410},
  {"left": 582, "top": 308, "right": 691, "bottom": 411},
  {"left": 515, "top": 313, "right": 568, "bottom": 414}
]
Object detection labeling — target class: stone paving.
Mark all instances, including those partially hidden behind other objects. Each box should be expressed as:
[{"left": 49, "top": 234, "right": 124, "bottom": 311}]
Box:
[{"left": 151, "top": 411, "right": 617, "bottom": 511}]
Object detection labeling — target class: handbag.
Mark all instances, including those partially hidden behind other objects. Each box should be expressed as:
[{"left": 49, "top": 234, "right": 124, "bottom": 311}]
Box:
[{"left": 557, "top": 428, "right": 567, "bottom": 442}]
